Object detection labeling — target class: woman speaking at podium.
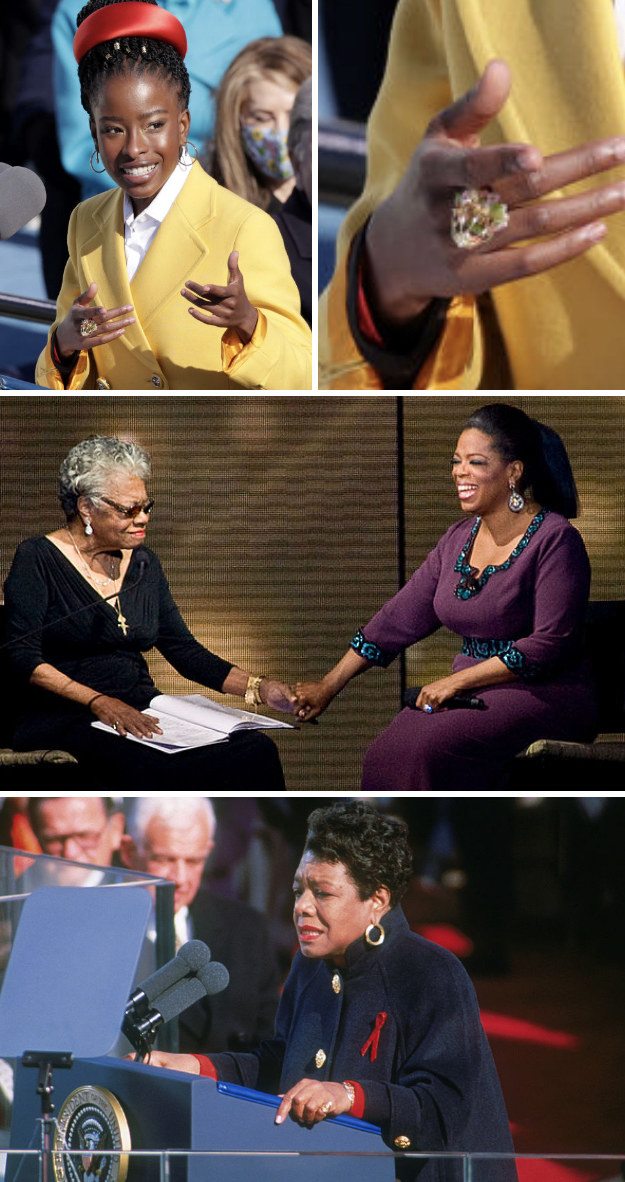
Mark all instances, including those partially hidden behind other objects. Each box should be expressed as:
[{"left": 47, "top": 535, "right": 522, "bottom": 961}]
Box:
[
  {"left": 3, "top": 434, "right": 295, "bottom": 788},
  {"left": 146, "top": 800, "right": 517, "bottom": 1181}
]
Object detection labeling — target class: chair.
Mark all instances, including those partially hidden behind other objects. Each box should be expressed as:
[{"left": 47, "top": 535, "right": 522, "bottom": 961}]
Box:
[
  {"left": 510, "top": 600, "right": 625, "bottom": 790},
  {"left": 0, "top": 603, "right": 77, "bottom": 768}
]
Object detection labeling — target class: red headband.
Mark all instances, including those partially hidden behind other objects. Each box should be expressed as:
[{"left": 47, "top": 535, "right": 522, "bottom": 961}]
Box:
[{"left": 73, "top": 2, "right": 187, "bottom": 63}]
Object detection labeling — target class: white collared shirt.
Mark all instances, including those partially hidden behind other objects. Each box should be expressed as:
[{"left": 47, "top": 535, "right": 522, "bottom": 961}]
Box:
[{"left": 123, "top": 151, "right": 193, "bottom": 282}]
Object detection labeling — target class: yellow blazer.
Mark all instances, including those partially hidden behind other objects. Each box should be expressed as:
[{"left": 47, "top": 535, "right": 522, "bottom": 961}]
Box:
[
  {"left": 319, "top": 0, "right": 625, "bottom": 390},
  {"left": 37, "top": 162, "right": 312, "bottom": 391}
]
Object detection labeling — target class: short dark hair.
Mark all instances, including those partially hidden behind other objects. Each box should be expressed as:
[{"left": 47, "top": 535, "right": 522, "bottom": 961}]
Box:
[
  {"left": 304, "top": 800, "right": 413, "bottom": 907},
  {"left": 463, "top": 402, "right": 579, "bottom": 518},
  {"left": 77, "top": 0, "right": 191, "bottom": 116}
]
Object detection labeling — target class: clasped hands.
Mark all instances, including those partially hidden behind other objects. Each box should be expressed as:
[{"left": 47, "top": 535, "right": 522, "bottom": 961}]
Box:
[{"left": 55, "top": 251, "right": 258, "bottom": 358}]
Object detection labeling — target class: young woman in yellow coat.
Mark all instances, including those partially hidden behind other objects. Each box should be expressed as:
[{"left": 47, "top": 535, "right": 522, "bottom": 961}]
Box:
[
  {"left": 319, "top": 0, "right": 625, "bottom": 390},
  {"left": 37, "top": 0, "right": 311, "bottom": 391}
]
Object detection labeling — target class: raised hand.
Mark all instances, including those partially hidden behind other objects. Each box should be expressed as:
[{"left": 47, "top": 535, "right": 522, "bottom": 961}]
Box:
[
  {"left": 365, "top": 59, "right": 625, "bottom": 327},
  {"left": 181, "top": 250, "right": 259, "bottom": 343},
  {"left": 55, "top": 282, "right": 135, "bottom": 356}
]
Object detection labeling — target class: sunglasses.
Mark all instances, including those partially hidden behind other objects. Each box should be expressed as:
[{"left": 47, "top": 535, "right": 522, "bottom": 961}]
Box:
[{"left": 100, "top": 496, "right": 155, "bottom": 519}]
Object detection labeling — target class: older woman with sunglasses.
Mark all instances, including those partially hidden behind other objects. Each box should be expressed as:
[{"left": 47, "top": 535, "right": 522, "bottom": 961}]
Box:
[{"left": 3, "top": 435, "right": 295, "bottom": 788}]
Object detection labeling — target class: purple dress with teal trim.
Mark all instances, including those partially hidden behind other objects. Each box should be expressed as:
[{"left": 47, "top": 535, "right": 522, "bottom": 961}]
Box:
[{"left": 353, "top": 511, "right": 598, "bottom": 791}]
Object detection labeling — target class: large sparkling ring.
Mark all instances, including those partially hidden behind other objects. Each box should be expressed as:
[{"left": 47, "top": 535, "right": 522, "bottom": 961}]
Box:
[
  {"left": 423, "top": 704, "right": 433, "bottom": 714},
  {"left": 450, "top": 188, "right": 509, "bottom": 250},
  {"left": 80, "top": 317, "right": 98, "bottom": 337},
  {"left": 320, "top": 1102, "right": 333, "bottom": 1115}
]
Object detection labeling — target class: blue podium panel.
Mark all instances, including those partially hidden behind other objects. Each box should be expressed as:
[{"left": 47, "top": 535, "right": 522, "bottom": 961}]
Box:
[{"left": 11, "top": 1057, "right": 396, "bottom": 1182}]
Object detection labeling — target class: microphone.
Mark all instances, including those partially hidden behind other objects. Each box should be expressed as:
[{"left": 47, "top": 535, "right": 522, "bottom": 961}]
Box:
[
  {"left": 402, "top": 687, "right": 487, "bottom": 711},
  {"left": 122, "top": 943, "right": 229, "bottom": 1055},
  {"left": 0, "top": 164, "right": 47, "bottom": 240},
  {"left": 124, "top": 938, "right": 207, "bottom": 1022}
]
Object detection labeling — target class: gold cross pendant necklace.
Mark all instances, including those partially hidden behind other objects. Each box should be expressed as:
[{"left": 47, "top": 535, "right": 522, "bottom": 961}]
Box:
[{"left": 111, "top": 596, "right": 129, "bottom": 637}]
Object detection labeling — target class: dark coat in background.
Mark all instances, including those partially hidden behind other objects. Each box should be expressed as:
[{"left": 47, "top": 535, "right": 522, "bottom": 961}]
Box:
[{"left": 178, "top": 887, "right": 282, "bottom": 1053}]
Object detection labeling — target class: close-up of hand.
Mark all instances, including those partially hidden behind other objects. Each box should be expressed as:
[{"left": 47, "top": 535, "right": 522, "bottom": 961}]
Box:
[
  {"left": 365, "top": 59, "right": 625, "bottom": 326},
  {"left": 259, "top": 679, "right": 298, "bottom": 713},
  {"left": 275, "top": 1079, "right": 353, "bottom": 1127},
  {"left": 181, "top": 251, "right": 259, "bottom": 343},
  {"left": 55, "top": 282, "right": 135, "bottom": 356},
  {"left": 415, "top": 675, "right": 468, "bottom": 713},
  {"left": 294, "top": 680, "right": 335, "bottom": 722},
  {"left": 89, "top": 694, "right": 162, "bottom": 739}
]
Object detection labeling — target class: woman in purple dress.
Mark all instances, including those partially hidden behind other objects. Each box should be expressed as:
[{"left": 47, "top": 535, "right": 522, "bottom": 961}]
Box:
[{"left": 295, "top": 403, "right": 598, "bottom": 790}]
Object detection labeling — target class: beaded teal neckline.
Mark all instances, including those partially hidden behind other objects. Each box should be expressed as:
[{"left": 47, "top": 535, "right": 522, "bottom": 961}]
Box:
[{"left": 454, "top": 511, "right": 547, "bottom": 599}]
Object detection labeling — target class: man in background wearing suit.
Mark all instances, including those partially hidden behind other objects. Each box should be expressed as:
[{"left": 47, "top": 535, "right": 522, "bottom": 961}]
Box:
[{"left": 120, "top": 797, "right": 281, "bottom": 1053}]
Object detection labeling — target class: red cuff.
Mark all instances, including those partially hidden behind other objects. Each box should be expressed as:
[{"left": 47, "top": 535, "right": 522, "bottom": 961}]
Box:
[
  {"left": 344, "top": 1080, "right": 365, "bottom": 1120},
  {"left": 356, "top": 264, "right": 384, "bottom": 347},
  {"left": 192, "top": 1055, "right": 218, "bottom": 1080}
]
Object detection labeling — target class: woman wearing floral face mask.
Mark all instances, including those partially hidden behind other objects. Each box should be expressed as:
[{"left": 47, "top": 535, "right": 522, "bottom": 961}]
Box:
[{"left": 207, "top": 36, "right": 312, "bottom": 212}]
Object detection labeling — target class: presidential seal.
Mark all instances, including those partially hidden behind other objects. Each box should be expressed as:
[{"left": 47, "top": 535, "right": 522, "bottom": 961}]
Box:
[{"left": 53, "top": 1086, "right": 131, "bottom": 1182}]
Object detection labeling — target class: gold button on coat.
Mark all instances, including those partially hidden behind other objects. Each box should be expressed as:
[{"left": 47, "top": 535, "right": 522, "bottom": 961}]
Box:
[
  {"left": 331, "top": 973, "right": 341, "bottom": 994},
  {"left": 315, "top": 1049, "right": 326, "bottom": 1068},
  {"left": 393, "top": 1136, "right": 411, "bottom": 1150}
]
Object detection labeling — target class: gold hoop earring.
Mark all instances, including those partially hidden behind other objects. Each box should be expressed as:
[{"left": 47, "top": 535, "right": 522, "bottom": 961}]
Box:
[
  {"left": 90, "top": 149, "right": 106, "bottom": 174},
  {"left": 179, "top": 141, "right": 198, "bottom": 166},
  {"left": 365, "top": 922, "right": 385, "bottom": 947}
]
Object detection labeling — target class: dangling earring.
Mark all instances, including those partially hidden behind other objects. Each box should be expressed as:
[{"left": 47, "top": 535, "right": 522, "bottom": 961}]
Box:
[
  {"left": 90, "top": 149, "right": 106, "bottom": 174},
  {"left": 365, "top": 922, "right": 385, "bottom": 947},
  {"left": 84, "top": 518, "right": 93, "bottom": 536},
  {"left": 509, "top": 482, "right": 525, "bottom": 513},
  {"left": 179, "top": 141, "right": 198, "bottom": 167}
]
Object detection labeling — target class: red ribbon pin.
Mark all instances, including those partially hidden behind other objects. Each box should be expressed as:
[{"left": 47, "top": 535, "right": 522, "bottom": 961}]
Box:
[{"left": 360, "top": 1012, "right": 387, "bottom": 1062}]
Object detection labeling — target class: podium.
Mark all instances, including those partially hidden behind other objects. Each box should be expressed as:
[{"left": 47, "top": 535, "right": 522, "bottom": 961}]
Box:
[{"left": 11, "top": 1056, "right": 395, "bottom": 1181}]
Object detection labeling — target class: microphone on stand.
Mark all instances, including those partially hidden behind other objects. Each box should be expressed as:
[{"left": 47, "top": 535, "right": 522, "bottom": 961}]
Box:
[{"left": 122, "top": 941, "right": 229, "bottom": 1057}]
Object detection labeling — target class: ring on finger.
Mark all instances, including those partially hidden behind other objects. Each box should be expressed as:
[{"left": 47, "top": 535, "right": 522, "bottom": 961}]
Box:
[
  {"left": 319, "top": 1101, "right": 333, "bottom": 1115},
  {"left": 80, "top": 317, "right": 98, "bottom": 337},
  {"left": 450, "top": 188, "right": 509, "bottom": 249},
  {"left": 113, "top": 720, "right": 121, "bottom": 730},
  {"left": 423, "top": 704, "right": 433, "bottom": 714}
]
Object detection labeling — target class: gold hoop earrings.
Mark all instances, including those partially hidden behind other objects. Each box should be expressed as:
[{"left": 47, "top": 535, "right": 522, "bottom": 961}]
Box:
[
  {"left": 179, "top": 141, "right": 198, "bottom": 167},
  {"left": 90, "top": 149, "right": 106, "bottom": 174},
  {"left": 365, "top": 922, "right": 385, "bottom": 947}
]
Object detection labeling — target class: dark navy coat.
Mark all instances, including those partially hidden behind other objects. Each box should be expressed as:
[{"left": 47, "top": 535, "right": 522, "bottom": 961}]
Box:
[{"left": 210, "top": 907, "right": 517, "bottom": 1181}]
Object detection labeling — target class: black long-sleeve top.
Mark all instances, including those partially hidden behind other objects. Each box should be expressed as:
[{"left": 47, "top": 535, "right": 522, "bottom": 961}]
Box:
[{"left": 4, "top": 537, "right": 233, "bottom": 739}]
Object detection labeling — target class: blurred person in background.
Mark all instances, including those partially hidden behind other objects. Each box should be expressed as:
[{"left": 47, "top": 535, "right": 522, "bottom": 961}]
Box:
[
  {"left": 51, "top": 0, "right": 283, "bottom": 201},
  {"left": 273, "top": 76, "right": 312, "bottom": 325},
  {"left": 121, "top": 797, "right": 281, "bottom": 1052},
  {"left": 27, "top": 795, "right": 125, "bottom": 865},
  {"left": 207, "top": 36, "right": 312, "bottom": 212}
]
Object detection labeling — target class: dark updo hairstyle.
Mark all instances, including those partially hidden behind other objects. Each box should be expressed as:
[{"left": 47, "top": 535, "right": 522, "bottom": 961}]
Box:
[
  {"left": 463, "top": 402, "right": 579, "bottom": 519},
  {"left": 77, "top": 0, "right": 191, "bottom": 117},
  {"left": 304, "top": 800, "right": 414, "bottom": 908}
]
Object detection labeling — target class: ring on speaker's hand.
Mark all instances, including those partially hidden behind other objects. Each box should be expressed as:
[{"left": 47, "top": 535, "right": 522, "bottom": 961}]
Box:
[
  {"left": 113, "top": 721, "right": 121, "bottom": 730},
  {"left": 80, "top": 317, "right": 98, "bottom": 337},
  {"left": 319, "top": 1101, "right": 333, "bottom": 1115},
  {"left": 423, "top": 704, "right": 433, "bottom": 714},
  {"left": 450, "top": 188, "right": 509, "bottom": 249}
]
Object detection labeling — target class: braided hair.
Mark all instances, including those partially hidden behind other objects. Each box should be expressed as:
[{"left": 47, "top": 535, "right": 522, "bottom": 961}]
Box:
[{"left": 77, "top": 0, "right": 191, "bottom": 116}]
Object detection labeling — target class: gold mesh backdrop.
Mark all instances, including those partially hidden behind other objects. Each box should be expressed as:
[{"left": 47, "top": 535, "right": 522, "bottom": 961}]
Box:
[{"left": 1, "top": 394, "right": 623, "bottom": 788}]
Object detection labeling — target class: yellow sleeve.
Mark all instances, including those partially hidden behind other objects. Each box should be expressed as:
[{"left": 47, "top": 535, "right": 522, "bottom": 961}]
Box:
[
  {"left": 35, "top": 205, "right": 95, "bottom": 390},
  {"left": 220, "top": 210, "right": 312, "bottom": 391},
  {"left": 318, "top": 0, "right": 481, "bottom": 390}
]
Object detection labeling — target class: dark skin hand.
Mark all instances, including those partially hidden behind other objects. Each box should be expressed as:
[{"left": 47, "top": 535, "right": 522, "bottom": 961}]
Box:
[
  {"left": 55, "top": 281, "right": 135, "bottom": 357},
  {"left": 181, "top": 250, "right": 259, "bottom": 343},
  {"left": 365, "top": 59, "right": 625, "bottom": 327}
]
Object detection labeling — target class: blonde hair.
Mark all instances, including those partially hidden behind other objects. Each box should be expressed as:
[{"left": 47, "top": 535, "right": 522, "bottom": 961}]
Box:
[{"left": 211, "top": 36, "right": 312, "bottom": 210}]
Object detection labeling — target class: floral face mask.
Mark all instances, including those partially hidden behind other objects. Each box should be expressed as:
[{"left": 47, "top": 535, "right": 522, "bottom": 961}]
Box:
[{"left": 240, "top": 123, "right": 294, "bottom": 182}]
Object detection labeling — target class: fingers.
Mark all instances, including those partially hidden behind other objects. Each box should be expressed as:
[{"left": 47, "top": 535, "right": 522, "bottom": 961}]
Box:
[
  {"left": 499, "top": 136, "right": 625, "bottom": 206},
  {"left": 490, "top": 181, "right": 625, "bottom": 251},
  {"left": 112, "top": 711, "right": 162, "bottom": 739},
  {"left": 227, "top": 249, "right": 241, "bottom": 283},
  {"left": 430, "top": 59, "right": 512, "bottom": 145},
  {"left": 461, "top": 221, "right": 607, "bottom": 293},
  {"left": 421, "top": 140, "right": 542, "bottom": 199},
  {"left": 75, "top": 282, "right": 99, "bottom": 307}
]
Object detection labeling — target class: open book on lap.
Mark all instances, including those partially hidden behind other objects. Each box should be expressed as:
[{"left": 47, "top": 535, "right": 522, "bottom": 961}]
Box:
[{"left": 91, "top": 693, "right": 293, "bottom": 754}]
